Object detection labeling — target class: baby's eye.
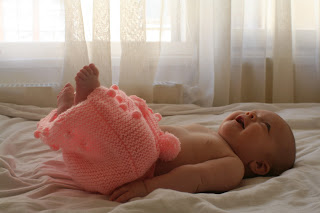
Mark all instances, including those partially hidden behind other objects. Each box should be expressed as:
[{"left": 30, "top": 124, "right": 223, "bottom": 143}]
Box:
[{"left": 265, "top": 122, "right": 271, "bottom": 132}]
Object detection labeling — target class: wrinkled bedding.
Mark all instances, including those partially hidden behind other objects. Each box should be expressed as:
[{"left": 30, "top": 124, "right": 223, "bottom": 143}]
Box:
[{"left": 0, "top": 102, "right": 319, "bottom": 212}]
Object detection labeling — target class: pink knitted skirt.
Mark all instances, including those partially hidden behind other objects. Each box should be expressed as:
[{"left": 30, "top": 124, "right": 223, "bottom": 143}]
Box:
[{"left": 34, "top": 85, "right": 180, "bottom": 195}]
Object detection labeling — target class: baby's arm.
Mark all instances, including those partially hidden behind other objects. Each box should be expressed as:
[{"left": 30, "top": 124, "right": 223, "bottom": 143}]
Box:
[
  {"left": 109, "top": 156, "right": 244, "bottom": 202},
  {"left": 146, "top": 156, "right": 244, "bottom": 193}
]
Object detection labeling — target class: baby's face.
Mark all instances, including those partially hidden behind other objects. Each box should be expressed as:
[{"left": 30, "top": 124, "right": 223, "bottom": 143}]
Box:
[{"left": 218, "top": 110, "right": 290, "bottom": 165}]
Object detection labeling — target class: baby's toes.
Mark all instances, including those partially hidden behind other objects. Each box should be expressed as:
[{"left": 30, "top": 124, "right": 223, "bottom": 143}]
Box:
[
  {"left": 80, "top": 68, "right": 90, "bottom": 77},
  {"left": 75, "top": 71, "right": 86, "bottom": 81},
  {"left": 83, "top": 65, "right": 93, "bottom": 75},
  {"left": 64, "top": 84, "right": 75, "bottom": 94},
  {"left": 58, "top": 83, "right": 70, "bottom": 98},
  {"left": 89, "top": 63, "right": 99, "bottom": 76}
]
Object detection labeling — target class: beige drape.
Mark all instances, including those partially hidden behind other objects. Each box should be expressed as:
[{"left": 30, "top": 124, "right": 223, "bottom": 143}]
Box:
[
  {"left": 63, "top": 0, "right": 112, "bottom": 88},
  {"left": 1, "top": 0, "right": 319, "bottom": 106},
  {"left": 62, "top": 0, "right": 319, "bottom": 106}
]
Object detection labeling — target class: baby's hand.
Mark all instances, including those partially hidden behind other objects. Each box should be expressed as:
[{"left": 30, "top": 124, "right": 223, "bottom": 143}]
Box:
[{"left": 109, "top": 180, "right": 149, "bottom": 203}]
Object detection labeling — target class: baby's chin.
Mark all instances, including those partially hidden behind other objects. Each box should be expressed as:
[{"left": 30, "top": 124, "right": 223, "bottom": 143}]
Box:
[
  {"left": 217, "top": 126, "right": 234, "bottom": 146},
  {"left": 217, "top": 126, "right": 226, "bottom": 140}
]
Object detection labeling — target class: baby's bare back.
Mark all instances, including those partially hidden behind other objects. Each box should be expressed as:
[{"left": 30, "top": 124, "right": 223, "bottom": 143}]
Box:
[{"left": 155, "top": 124, "right": 238, "bottom": 176}]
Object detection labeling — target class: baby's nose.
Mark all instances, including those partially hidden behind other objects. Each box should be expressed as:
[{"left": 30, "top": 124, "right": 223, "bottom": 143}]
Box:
[{"left": 246, "top": 111, "right": 257, "bottom": 121}]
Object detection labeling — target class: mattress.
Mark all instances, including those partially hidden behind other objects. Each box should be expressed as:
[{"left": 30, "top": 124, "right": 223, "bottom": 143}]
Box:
[{"left": 0, "top": 102, "right": 319, "bottom": 212}]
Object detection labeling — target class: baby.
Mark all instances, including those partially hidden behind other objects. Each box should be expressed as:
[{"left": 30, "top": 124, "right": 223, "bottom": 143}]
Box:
[{"left": 55, "top": 64, "right": 296, "bottom": 203}]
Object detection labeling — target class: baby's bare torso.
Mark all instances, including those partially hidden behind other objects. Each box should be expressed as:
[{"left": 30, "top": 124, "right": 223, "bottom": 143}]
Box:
[{"left": 155, "top": 124, "right": 238, "bottom": 176}]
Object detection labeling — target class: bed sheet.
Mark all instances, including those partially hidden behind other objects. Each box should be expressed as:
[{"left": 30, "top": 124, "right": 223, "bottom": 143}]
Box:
[{"left": 0, "top": 102, "right": 319, "bottom": 213}]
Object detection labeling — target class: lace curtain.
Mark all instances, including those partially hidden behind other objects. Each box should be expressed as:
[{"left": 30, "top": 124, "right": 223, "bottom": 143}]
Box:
[{"left": 0, "top": 0, "right": 319, "bottom": 107}]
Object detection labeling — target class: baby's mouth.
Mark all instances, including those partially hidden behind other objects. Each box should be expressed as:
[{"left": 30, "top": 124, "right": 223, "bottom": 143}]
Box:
[{"left": 236, "top": 116, "right": 245, "bottom": 129}]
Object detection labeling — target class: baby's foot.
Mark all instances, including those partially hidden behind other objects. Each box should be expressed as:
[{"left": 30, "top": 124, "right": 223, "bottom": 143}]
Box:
[
  {"left": 57, "top": 83, "right": 75, "bottom": 115},
  {"left": 74, "top": 63, "right": 100, "bottom": 104}
]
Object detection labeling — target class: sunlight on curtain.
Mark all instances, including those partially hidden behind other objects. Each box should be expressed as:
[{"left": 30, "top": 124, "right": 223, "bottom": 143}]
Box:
[
  {"left": 228, "top": 0, "right": 295, "bottom": 104},
  {"left": 225, "top": 0, "right": 320, "bottom": 105},
  {"left": 0, "top": 0, "right": 64, "bottom": 87},
  {"left": 118, "top": 0, "right": 151, "bottom": 101},
  {"left": 292, "top": 0, "right": 320, "bottom": 103},
  {"left": 0, "top": 0, "right": 319, "bottom": 106}
]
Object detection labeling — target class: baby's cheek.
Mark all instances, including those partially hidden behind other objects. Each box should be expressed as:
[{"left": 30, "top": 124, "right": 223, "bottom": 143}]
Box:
[
  {"left": 246, "top": 124, "right": 264, "bottom": 138},
  {"left": 218, "top": 121, "right": 237, "bottom": 140}
]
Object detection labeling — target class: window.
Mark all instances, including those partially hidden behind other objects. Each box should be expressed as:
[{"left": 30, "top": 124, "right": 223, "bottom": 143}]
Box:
[
  {"left": 0, "top": 0, "right": 187, "bottom": 43},
  {"left": 1, "top": 0, "right": 64, "bottom": 42},
  {"left": 0, "top": 0, "right": 65, "bottom": 87},
  {"left": 2, "top": 0, "right": 315, "bottom": 89},
  {"left": 0, "top": 0, "right": 190, "bottom": 87}
]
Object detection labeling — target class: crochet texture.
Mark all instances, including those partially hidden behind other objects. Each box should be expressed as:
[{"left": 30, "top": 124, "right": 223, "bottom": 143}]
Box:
[{"left": 34, "top": 85, "right": 181, "bottom": 195}]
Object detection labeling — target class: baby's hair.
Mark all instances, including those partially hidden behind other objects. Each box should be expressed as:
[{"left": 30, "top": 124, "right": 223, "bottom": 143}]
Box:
[{"left": 266, "top": 122, "right": 296, "bottom": 176}]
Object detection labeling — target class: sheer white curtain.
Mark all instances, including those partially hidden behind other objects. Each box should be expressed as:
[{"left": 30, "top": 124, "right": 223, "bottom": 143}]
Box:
[
  {"left": 63, "top": 0, "right": 112, "bottom": 90},
  {"left": 63, "top": 0, "right": 163, "bottom": 103},
  {"left": 229, "top": 0, "right": 295, "bottom": 104},
  {"left": 0, "top": 0, "right": 65, "bottom": 106},
  {"left": 0, "top": 0, "right": 319, "bottom": 107},
  {"left": 157, "top": 0, "right": 320, "bottom": 105}
]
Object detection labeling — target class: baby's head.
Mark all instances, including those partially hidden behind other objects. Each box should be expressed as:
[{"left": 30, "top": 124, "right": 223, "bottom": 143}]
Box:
[{"left": 218, "top": 110, "right": 296, "bottom": 178}]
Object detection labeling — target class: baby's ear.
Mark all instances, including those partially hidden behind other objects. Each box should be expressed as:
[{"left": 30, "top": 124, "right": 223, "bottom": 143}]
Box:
[{"left": 248, "top": 160, "right": 270, "bottom": 176}]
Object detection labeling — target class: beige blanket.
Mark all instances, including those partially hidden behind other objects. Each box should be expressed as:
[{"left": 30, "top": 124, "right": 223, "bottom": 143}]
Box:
[{"left": 0, "top": 102, "right": 319, "bottom": 212}]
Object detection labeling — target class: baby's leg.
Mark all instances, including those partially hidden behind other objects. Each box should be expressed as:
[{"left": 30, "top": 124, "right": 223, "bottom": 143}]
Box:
[
  {"left": 57, "top": 83, "right": 75, "bottom": 115},
  {"left": 74, "top": 64, "right": 100, "bottom": 105}
]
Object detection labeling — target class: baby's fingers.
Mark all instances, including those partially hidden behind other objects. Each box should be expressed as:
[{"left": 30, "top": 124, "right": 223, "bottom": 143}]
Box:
[
  {"left": 109, "top": 186, "right": 128, "bottom": 202},
  {"left": 115, "top": 191, "right": 132, "bottom": 203}
]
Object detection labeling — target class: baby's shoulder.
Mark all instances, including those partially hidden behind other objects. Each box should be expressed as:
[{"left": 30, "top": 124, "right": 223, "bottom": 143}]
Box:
[{"left": 182, "top": 123, "right": 213, "bottom": 133}]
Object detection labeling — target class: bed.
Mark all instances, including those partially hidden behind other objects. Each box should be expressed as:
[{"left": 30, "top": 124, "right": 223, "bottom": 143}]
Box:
[{"left": 0, "top": 102, "right": 319, "bottom": 212}]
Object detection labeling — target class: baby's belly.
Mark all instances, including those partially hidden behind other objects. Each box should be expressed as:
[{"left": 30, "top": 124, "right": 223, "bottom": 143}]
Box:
[{"left": 155, "top": 125, "right": 235, "bottom": 176}]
